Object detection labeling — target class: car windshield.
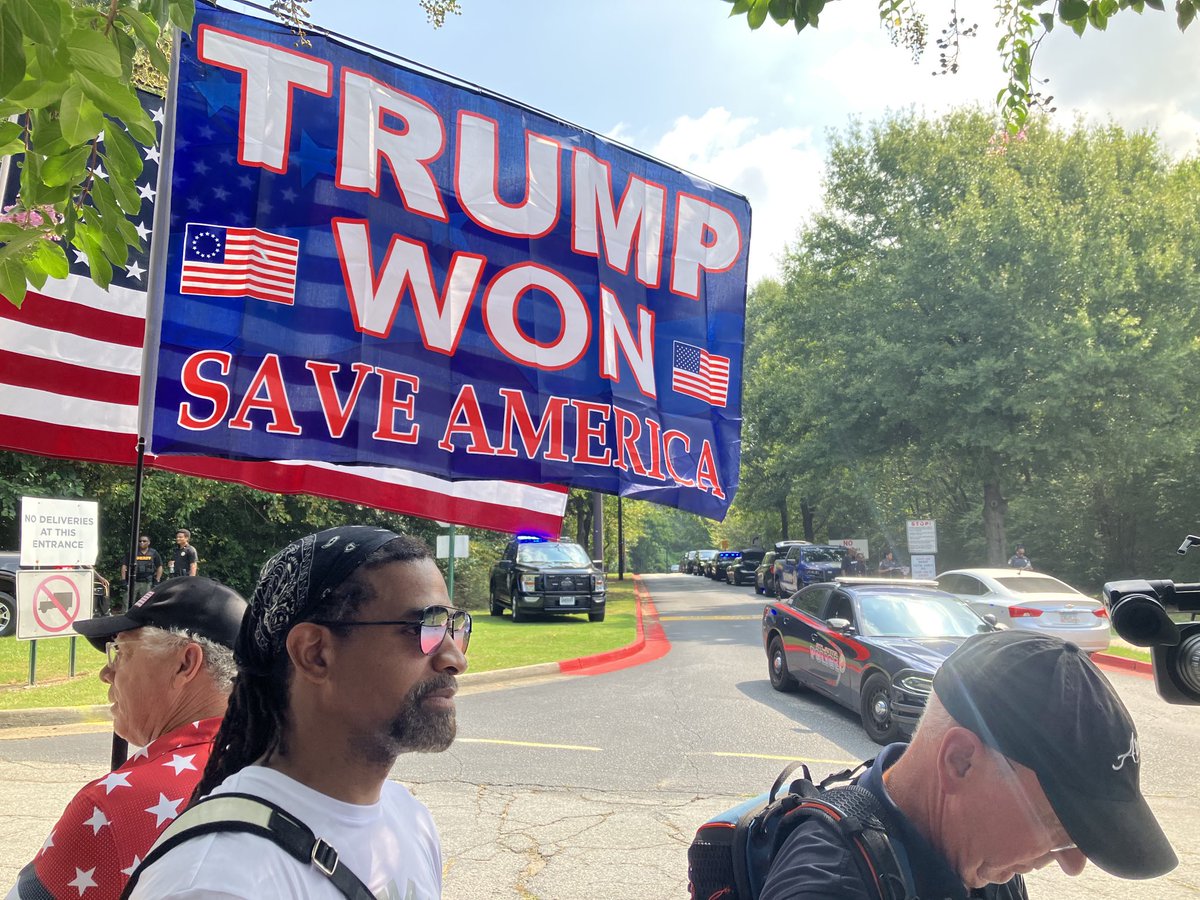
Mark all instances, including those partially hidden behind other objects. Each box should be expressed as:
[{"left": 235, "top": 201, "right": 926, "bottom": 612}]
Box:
[
  {"left": 993, "top": 575, "right": 1080, "bottom": 595},
  {"left": 517, "top": 542, "right": 591, "bottom": 565},
  {"left": 742, "top": 551, "right": 764, "bottom": 563},
  {"left": 698, "top": 550, "right": 719, "bottom": 560},
  {"left": 855, "top": 591, "right": 983, "bottom": 638},
  {"left": 802, "top": 548, "right": 841, "bottom": 562}
]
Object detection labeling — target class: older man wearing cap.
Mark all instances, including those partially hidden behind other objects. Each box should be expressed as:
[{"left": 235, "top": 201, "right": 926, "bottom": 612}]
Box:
[
  {"left": 125, "top": 526, "right": 469, "bottom": 899},
  {"left": 5, "top": 577, "right": 247, "bottom": 900},
  {"left": 761, "top": 630, "right": 1176, "bottom": 900}
]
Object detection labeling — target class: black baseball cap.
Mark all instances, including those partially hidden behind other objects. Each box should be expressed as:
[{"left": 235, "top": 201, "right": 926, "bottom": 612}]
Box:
[
  {"left": 933, "top": 629, "right": 1176, "bottom": 879},
  {"left": 74, "top": 576, "right": 247, "bottom": 652}
]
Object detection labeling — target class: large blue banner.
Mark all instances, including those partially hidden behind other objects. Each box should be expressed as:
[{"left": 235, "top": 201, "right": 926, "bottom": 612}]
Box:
[{"left": 148, "top": 4, "right": 751, "bottom": 520}]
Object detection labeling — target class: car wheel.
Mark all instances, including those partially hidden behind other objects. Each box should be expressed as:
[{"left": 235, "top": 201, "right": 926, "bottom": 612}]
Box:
[
  {"left": 0, "top": 592, "right": 14, "bottom": 638},
  {"left": 489, "top": 587, "right": 503, "bottom": 616},
  {"left": 768, "top": 636, "right": 798, "bottom": 691},
  {"left": 588, "top": 609, "right": 605, "bottom": 623},
  {"left": 860, "top": 672, "right": 901, "bottom": 745},
  {"left": 511, "top": 599, "right": 527, "bottom": 622},
  {"left": 755, "top": 581, "right": 763, "bottom": 595}
]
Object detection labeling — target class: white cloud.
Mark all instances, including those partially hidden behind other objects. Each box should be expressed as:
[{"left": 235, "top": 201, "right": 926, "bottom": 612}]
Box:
[{"left": 617, "top": 108, "right": 825, "bottom": 286}]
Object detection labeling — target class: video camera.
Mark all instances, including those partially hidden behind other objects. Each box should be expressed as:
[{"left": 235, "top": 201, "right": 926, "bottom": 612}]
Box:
[{"left": 1102, "top": 533, "right": 1200, "bottom": 705}]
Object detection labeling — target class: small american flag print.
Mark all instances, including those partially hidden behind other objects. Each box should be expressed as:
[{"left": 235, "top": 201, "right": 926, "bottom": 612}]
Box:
[
  {"left": 179, "top": 223, "right": 299, "bottom": 305},
  {"left": 671, "top": 340, "right": 730, "bottom": 407}
]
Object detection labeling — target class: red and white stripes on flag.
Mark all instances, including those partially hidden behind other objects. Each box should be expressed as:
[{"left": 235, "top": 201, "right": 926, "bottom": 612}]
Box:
[
  {"left": 0, "top": 273, "right": 568, "bottom": 533},
  {"left": 179, "top": 223, "right": 299, "bottom": 305}
]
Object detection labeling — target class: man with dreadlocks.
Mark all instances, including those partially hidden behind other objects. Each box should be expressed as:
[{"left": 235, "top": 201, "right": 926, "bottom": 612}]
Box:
[{"left": 126, "top": 526, "right": 470, "bottom": 899}]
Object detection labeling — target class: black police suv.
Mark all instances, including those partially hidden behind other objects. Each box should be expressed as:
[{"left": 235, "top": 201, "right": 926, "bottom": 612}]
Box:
[{"left": 489, "top": 536, "right": 607, "bottom": 623}]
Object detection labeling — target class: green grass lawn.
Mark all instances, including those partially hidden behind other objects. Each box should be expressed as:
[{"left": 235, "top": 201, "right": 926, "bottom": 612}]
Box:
[{"left": 0, "top": 580, "right": 639, "bottom": 711}]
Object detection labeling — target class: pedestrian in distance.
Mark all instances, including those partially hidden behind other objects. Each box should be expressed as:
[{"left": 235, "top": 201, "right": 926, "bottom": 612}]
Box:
[
  {"left": 6, "top": 578, "right": 248, "bottom": 900},
  {"left": 877, "top": 550, "right": 909, "bottom": 577},
  {"left": 170, "top": 529, "right": 199, "bottom": 578},
  {"left": 760, "top": 630, "right": 1177, "bottom": 900},
  {"left": 1008, "top": 544, "right": 1033, "bottom": 570},
  {"left": 125, "top": 525, "right": 470, "bottom": 899},
  {"left": 119, "top": 535, "right": 163, "bottom": 614}
]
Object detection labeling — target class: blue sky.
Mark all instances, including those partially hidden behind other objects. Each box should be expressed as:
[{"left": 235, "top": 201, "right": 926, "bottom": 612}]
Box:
[{"left": 255, "top": 1, "right": 1200, "bottom": 285}]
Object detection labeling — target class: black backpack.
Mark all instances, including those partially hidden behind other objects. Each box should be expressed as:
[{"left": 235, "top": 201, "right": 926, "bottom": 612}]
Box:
[{"left": 687, "top": 760, "right": 911, "bottom": 900}]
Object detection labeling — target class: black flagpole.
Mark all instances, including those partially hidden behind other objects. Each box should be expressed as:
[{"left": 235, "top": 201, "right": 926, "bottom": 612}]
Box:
[{"left": 110, "top": 437, "right": 147, "bottom": 770}]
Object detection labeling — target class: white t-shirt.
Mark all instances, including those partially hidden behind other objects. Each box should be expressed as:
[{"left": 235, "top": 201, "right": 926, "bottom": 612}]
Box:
[{"left": 129, "top": 766, "right": 443, "bottom": 899}]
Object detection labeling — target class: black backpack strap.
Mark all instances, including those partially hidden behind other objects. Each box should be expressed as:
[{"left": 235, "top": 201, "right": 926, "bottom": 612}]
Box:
[
  {"left": 119, "top": 793, "right": 375, "bottom": 900},
  {"left": 809, "top": 784, "right": 911, "bottom": 900}
]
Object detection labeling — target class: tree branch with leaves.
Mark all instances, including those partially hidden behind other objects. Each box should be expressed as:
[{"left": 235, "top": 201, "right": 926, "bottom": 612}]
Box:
[{"left": 721, "top": 0, "right": 1196, "bottom": 133}]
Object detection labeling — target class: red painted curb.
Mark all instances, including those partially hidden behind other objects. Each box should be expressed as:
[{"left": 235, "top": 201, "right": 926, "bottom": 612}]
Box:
[
  {"left": 1092, "top": 652, "right": 1153, "bottom": 677},
  {"left": 557, "top": 575, "right": 671, "bottom": 675}
]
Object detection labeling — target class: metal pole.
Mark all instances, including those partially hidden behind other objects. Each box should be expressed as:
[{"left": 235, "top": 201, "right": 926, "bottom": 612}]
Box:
[
  {"left": 617, "top": 496, "right": 625, "bottom": 580},
  {"left": 28, "top": 640, "right": 36, "bottom": 686},
  {"left": 69, "top": 636, "right": 76, "bottom": 677},
  {"left": 123, "top": 438, "right": 148, "bottom": 614},
  {"left": 447, "top": 524, "right": 456, "bottom": 602},
  {"left": 111, "top": 438, "right": 147, "bottom": 770},
  {"left": 591, "top": 492, "right": 603, "bottom": 567}
]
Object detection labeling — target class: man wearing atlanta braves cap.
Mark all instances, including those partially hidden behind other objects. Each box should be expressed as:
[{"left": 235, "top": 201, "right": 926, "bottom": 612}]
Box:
[
  {"left": 6, "top": 577, "right": 247, "bottom": 900},
  {"left": 763, "top": 629, "right": 1177, "bottom": 899}
]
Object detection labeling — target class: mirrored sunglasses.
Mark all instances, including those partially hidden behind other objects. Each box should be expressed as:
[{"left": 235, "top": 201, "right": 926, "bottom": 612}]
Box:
[{"left": 312, "top": 605, "right": 472, "bottom": 656}]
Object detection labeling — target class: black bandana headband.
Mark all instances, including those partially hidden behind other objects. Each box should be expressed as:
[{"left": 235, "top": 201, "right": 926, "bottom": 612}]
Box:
[{"left": 235, "top": 526, "right": 400, "bottom": 675}]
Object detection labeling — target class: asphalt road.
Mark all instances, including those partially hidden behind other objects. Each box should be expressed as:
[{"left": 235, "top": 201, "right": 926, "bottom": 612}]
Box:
[{"left": 2, "top": 573, "right": 1198, "bottom": 898}]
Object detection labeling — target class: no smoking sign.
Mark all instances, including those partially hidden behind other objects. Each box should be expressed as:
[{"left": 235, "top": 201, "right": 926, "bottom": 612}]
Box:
[{"left": 16, "top": 569, "right": 96, "bottom": 640}]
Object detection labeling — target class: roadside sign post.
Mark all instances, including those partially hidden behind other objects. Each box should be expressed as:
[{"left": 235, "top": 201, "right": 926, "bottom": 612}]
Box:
[
  {"left": 17, "top": 496, "right": 100, "bottom": 685},
  {"left": 906, "top": 519, "right": 939, "bottom": 556},
  {"left": 436, "top": 524, "right": 470, "bottom": 604}
]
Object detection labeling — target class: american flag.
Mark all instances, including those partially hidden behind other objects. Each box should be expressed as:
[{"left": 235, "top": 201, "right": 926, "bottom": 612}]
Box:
[
  {"left": 180, "top": 223, "right": 299, "bottom": 305},
  {"left": 671, "top": 340, "right": 730, "bottom": 407},
  {"left": 0, "top": 93, "right": 567, "bottom": 533}
]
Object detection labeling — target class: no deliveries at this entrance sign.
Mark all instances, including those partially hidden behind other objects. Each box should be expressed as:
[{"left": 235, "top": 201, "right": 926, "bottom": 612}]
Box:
[{"left": 20, "top": 496, "right": 99, "bottom": 568}]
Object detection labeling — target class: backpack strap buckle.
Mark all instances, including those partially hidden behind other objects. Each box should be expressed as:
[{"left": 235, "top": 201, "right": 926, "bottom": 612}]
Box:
[{"left": 311, "top": 837, "right": 340, "bottom": 876}]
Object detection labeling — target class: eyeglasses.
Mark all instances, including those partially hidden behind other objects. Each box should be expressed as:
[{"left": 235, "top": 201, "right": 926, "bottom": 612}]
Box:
[
  {"left": 310, "top": 605, "right": 472, "bottom": 656},
  {"left": 105, "top": 640, "right": 122, "bottom": 667}
]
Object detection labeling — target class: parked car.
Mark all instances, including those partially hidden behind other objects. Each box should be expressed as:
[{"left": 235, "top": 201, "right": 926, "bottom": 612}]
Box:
[
  {"left": 489, "top": 535, "right": 607, "bottom": 622},
  {"left": 711, "top": 550, "right": 741, "bottom": 579},
  {"left": 0, "top": 551, "right": 110, "bottom": 638},
  {"left": 773, "top": 544, "right": 848, "bottom": 597},
  {"left": 755, "top": 551, "right": 778, "bottom": 596},
  {"left": 727, "top": 548, "right": 765, "bottom": 585},
  {"left": 694, "top": 549, "right": 719, "bottom": 575},
  {"left": 681, "top": 550, "right": 699, "bottom": 574},
  {"left": 935, "top": 568, "right": 1111, "bottom": 653},
  {"left": 762, "top": 577, "right": 996, "bottom": 743},
  {"left": 0, "top": 552, "right": 16, "bottom": 637}
]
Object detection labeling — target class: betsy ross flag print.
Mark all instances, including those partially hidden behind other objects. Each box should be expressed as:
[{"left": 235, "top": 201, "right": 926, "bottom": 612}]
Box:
[
  {"left": 0, "top": 93, "right": 567, "bottom": 534},
  {"left": 672, "top": 340, "right": 731, "bottom": 407},
  {"left": 180, "top": 223, "right": 299, "bottom": 304}
]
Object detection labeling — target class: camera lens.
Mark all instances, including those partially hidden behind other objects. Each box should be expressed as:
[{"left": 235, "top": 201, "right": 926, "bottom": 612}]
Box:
[
  {"left": 1110, "top": 593, "right": 1180, "bottom": 647},
  {"left": 1175, "top": 631, "right": 1200, "bottom": 696}
]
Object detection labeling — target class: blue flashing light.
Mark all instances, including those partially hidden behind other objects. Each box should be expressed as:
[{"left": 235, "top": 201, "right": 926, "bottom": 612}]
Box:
[{"left": 515, "top": 534, "right": 548, "bottom": 543}]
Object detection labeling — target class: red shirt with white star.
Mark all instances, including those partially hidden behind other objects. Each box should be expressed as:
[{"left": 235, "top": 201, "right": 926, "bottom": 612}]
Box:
[{"left": 8, "top": 718, "right": 221, "bottom": 900}]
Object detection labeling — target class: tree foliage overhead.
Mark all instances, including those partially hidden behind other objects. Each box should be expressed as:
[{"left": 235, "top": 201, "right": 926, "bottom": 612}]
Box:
[
  {"left": 721, "top": 0, "right": 1197, "bottom": 133},
  {"left": 0, "top": 0, "right": 461, "bottom": 307}
]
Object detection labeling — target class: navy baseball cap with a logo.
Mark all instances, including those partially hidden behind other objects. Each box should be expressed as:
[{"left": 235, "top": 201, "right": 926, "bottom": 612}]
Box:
[
  {"left": 74, "top": 576, "right": 247, "bottom": 652},
  {"left": 933, "top": 629, "right": 1176, "bottom": 879}
]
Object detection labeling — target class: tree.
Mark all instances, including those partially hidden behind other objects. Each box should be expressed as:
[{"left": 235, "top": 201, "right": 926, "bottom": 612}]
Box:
[
  {"left": 721, "top": 0, "right": 1197, "bottom": 133},
  {"left": 0, "top": 0, "right": 459, "bottom": 306},
  {"left": 765, "top": 110, "right": 1200, "bottom": 568}
]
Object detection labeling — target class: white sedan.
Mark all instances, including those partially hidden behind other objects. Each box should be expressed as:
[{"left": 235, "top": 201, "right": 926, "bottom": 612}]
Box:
[{"left": 934, "top": 568, "right": 1111, "bottom": 653}]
